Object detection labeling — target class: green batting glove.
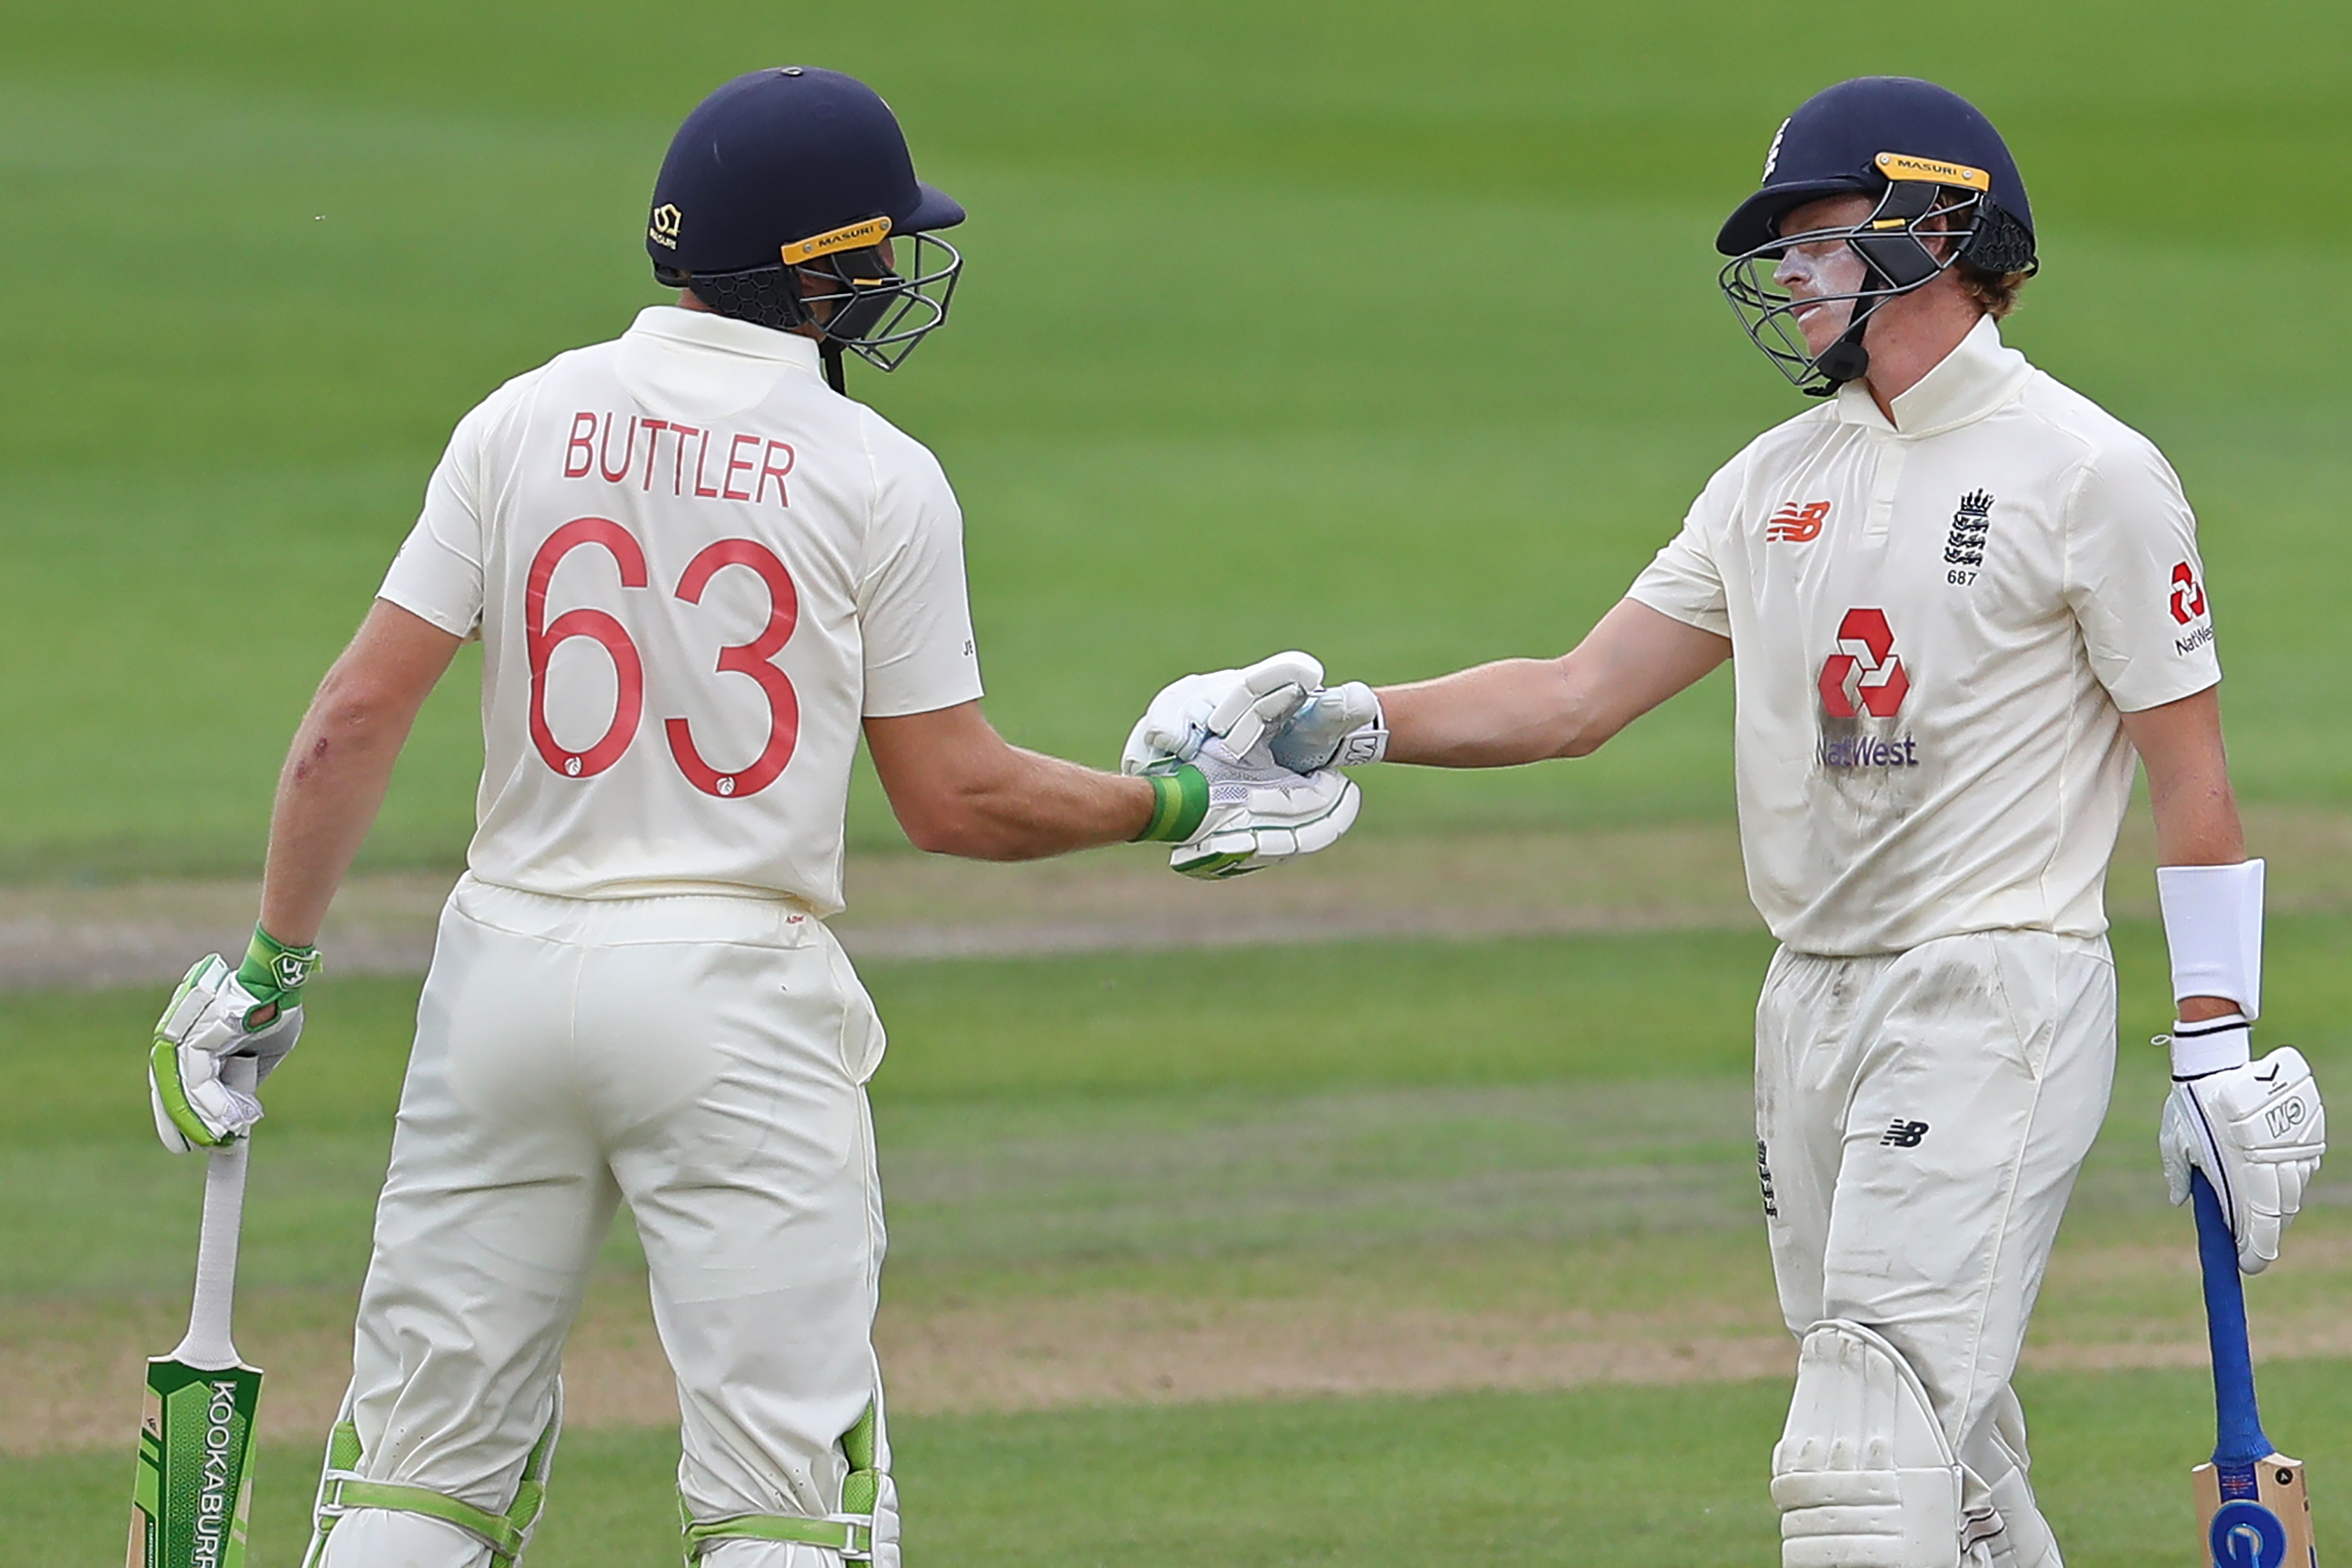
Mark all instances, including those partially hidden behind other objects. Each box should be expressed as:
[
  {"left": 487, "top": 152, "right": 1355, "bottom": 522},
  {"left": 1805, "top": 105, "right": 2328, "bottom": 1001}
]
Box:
[{"left": 148, "top": 926, "right": 319, "bottom": 1152}]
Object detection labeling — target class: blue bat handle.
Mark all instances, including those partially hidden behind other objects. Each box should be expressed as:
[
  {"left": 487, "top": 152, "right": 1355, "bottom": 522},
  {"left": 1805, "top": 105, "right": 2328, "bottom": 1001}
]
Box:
[{"left": 2192, "top": 1167, "right": 2273, "bottom": 1467}]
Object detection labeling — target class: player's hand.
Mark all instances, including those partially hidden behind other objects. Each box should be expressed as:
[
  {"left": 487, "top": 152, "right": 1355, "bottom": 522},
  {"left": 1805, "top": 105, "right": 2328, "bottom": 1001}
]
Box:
[
  {"left": 149, "top": 938, "right": 315, "bottom": 1151},
  {"left": 1268, "top": 681, "right": 1388, "bottom": 772},
  {"left": 1123, "top": 652, "right": 1324, "bottom": 774},
  {"left": 1158, "top": 735, "right": 1361, "bottom": 880},
  {"left": 2160, "top": 1037, "right": 2326, "bottom": 1274}
]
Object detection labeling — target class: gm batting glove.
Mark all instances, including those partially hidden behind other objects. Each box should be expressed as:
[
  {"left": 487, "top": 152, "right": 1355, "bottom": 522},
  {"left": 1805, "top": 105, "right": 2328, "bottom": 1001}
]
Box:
[
  {"left": 148, "top": 928, "right": 318, "bottom": 1151},
  {"left": 2159, "top": 1025, "right": 2325, "bottom": 1274}
]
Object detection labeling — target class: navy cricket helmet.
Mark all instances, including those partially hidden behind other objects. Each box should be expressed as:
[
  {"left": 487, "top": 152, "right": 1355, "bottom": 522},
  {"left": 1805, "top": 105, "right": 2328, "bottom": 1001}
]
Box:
[
  {"left": 1715, "top": 78, "right": 2038, "bottom": 395},
  {"left": 648, "top": 67, "right": 966, "bottom": 388}
]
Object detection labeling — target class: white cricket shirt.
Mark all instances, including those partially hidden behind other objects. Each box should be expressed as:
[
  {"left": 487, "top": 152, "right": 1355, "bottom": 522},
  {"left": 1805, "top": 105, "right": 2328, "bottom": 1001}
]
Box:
[
  {"left": 1630, "top": 317, "right": 2222, "bottom": 955},
  {"left": 379, "top": 306, "right": 983, "bottom": 911}
]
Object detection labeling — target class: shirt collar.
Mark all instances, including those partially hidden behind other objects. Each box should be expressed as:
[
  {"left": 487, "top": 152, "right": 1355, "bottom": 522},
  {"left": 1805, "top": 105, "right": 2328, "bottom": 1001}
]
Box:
[
  {"left": 1832, "top": 314, "right": 2031, "bottom": 438},
  {"left": 623, "top": 304, "right": 824, "bottom": 375}
]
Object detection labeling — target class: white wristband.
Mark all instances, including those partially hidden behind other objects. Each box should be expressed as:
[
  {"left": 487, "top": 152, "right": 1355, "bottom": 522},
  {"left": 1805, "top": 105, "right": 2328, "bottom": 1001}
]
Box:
[
  {"left": 2155, "top": 858, "right": 2264, "bottom": 1021},
  {"left": 2168, "top": 1013, "right": 2252, "bottom": 1079}
]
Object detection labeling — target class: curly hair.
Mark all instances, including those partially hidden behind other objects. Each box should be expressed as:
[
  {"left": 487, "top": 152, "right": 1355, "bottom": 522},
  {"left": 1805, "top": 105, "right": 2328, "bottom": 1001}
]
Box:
[{"left": 1956, "top": 259, "right": 2031, "bottom": 320}]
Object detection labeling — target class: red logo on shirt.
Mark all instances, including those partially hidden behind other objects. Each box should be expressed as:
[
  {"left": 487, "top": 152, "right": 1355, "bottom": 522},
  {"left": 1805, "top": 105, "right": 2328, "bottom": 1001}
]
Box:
[
  {"left": 1766, "top": 500, "right": 1831, "bottom": 543},
  {"left": 2169, "top": 561, "right": 2207, "bottom": 625},
  {"left": 1819, "top": 608, "right": 1909, "bottom": 719}
]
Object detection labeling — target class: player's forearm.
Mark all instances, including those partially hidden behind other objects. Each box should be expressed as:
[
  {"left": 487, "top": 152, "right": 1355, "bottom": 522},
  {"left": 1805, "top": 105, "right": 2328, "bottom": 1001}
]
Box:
[
  {"left": 1378, "top": 600, "right": 1731, "bottom": 769},
  {"left": 2125, "top": 688, "right": 2251, "bottom": 1023},
  {"left": 255, "top": 602, "right": 461, "bottom": 946},
  {"left": 898, "top": 745, "right": 1155, "bottom": 860},
  {"left": 1379, "top": 659, "right": 1599, "bottom": 768},
  {"left": 256, "top": 677, "right": 425, "bottom": 946},
  {"left": 2128, "top": 689, "right": 2245, "bottom": 869},
  {"left": 865, "top": 702, "right": 1155, "bottom": 858}
]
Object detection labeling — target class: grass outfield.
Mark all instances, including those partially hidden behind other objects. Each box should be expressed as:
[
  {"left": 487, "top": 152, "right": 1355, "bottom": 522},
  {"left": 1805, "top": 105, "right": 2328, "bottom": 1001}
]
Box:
[
  {"left": 9, "top": 916, "right": 2349, "bottom": 1298},
  {"left": 5, "top": 2, "right": 2351, "bottom": 876},
  {"left": 13, "top": 1369, "right": 2352, "bottom": 1565},
  {"left": 10, "top": 917, "right": 2351, "bottom": 1556}
]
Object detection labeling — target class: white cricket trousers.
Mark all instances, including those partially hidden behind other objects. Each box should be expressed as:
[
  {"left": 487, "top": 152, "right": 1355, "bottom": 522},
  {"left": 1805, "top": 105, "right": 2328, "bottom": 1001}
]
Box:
[
  {"left": 317, "top": 874, "right": 891, "bottom": 1568},
  {"left": 1756, "top": 930, "right": 2116, "bottom": 1566}
]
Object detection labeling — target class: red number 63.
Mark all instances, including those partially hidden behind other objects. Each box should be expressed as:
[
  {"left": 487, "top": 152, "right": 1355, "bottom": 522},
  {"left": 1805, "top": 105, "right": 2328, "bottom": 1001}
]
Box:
[{"left": 524, "top": 517, "right": 800, "bottom": 797}]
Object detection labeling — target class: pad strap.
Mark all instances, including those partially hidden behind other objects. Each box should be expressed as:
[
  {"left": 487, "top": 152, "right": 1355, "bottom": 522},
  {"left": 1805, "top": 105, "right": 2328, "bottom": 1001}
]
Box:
[
  {"left": 320, "top": 1478, "right": 529, "bottom": 1558},
  {"left": 1131, "top": 765, "right": 1210, "bottom": 843},
  {"left": 682, "top": 1510, "right": 872, "bottom": 1557},
  {"left": 307, "top": 1398, "right": 557, "bottom": 1567},
  {"left": 682, "top": 1398, "right": 890, "bottom": 1562}
]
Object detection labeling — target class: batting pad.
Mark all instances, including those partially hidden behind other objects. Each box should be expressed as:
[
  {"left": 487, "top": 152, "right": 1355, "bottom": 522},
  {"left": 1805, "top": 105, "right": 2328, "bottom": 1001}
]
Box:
[{"left": 1772, "top": 1319, "right": 1965, "bottom": 1568}]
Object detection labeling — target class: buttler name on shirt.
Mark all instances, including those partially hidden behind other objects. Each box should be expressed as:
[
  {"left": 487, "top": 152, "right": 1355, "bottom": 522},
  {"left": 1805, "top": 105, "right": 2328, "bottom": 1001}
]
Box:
[{"left": 563, "top": 411, "right": 795, "bottom": 506}]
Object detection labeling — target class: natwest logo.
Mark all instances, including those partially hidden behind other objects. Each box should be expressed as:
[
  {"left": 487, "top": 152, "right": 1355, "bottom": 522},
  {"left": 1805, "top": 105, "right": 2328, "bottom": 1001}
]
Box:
[
  {"left": 2170, "top": 561, "right": 2207, "bottom": 625},
  {"left": 1819, "top": 608, "right": 1909, "bottom": 719},
  {"left": 1766, "top": 500, "right": 1830, "bottom": 543}
]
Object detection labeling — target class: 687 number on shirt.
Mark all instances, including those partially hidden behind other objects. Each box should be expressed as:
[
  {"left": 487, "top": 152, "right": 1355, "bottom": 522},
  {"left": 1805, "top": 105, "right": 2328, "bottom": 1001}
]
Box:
[{"left": 526, "top": 517, "right": 800, "bottom": 799}]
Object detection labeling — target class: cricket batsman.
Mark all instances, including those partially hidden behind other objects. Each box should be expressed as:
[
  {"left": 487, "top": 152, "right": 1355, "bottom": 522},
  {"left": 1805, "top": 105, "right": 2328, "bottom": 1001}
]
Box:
[
  {"left": 141, "top": 67, "right": 1356, "bottom": 1567},
  {"left": 1130, "top": 77, "right": 2325, "bottom": 1566}
]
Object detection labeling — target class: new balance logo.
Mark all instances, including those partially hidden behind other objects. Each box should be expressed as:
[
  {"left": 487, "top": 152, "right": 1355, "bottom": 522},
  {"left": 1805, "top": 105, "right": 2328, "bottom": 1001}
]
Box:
[
  {"left": 1767, "top": 500, "right": 1831, "bottom": 543},
  {"left": 1880, "top": 1119, "right": 1930, "bottom": 1149}
]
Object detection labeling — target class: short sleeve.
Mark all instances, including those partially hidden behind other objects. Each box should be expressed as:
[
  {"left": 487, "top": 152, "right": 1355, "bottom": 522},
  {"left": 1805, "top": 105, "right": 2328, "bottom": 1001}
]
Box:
[
  {"left": 378, "top": 397, "right": 499, "bottom": 638},
  {"left": 1625, "top": 451, "right": 1741, "bottom": 638},
  {"left": 2063, "top": 439, "right": 2222, "bottom": 713},
  {"left": 857, "top": 424, "right": 985, "bottom": 718}
]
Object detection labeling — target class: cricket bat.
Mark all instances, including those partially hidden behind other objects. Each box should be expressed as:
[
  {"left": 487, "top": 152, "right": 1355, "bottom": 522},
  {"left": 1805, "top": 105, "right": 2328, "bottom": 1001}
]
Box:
[
  {"left": 129, "top": 1058, "right": 263, "bottom": 1568},
  {"left": 2190, "top": 1167, "right": 2318, "bottom": 1568}
]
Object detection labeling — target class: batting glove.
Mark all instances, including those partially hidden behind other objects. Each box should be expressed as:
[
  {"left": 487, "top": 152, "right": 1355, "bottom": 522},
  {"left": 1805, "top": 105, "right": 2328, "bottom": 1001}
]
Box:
[
  {"left": 1123, "top": 652, "right": 1325, "bottom": 775},
  {"left": 1269, "top": 681, "right": 1388, "bottom": 772},
  {"left": 1133, "top": 735, "right": 1361, "bottom": 880},
  {"left": 2158, "top": 1021, "right": 2325, "bottom": 1274},
  {"left": 149, "top": 927, "right": 319, "bottom": 1152}
]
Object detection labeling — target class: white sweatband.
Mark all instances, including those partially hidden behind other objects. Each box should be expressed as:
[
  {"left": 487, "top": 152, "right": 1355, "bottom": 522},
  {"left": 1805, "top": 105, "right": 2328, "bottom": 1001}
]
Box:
[
  {"left": 2156, "top": 859, "right": 2263, "bottom": 1021},
  {"left": 2166, "top": 1011, "right": 2251, "bottom": 1079}
]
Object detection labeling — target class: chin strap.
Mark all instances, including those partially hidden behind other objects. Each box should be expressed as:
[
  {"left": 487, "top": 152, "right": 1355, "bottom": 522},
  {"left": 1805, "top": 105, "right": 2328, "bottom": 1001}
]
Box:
[{"left": 1806, "top": 328, "right": 1871, "bottom": 397}]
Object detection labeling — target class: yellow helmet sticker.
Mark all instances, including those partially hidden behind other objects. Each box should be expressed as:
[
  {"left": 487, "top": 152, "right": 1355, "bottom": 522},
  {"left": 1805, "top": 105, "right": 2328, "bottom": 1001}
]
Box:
[
  {"left": 1875, "top": 152, "right": 1991, "bottom": 192},
  {"left": 781, "top": 216, "right": 894, "bottom": 267}
]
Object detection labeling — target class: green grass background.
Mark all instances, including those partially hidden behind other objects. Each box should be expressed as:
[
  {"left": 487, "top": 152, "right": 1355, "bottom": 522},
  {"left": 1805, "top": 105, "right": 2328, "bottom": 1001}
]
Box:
[
  {"left": 9, "top": 3, "right": 2352, "bottom": 1563},
  {"left": 3, "top": 0, "right": 2349, "bottom": 875},
  {"left": 9, "top": 917, "right": 2352, "bottom": 1562},
  {"left": 20, "top": 1367, "right": 2352, "bottom": 1567}
]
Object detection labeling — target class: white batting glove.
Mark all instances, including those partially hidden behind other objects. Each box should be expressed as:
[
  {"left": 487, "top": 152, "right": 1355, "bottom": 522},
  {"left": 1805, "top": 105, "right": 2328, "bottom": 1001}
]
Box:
[
  {"left": 2159, "top": 1025, "right": 2325, "bottom": 1274},
  {"left": 1269, "top": 681, "right": 1388, "bottom": 772},
  {"left": 1123, "top": 652, "right": 1324, "bottom": 774},
  {"left": 149, "top": 934, "right": 317, "bottom": 1151},
  {"left": 1165, "top": 735, "right": 1361, "bottom": 880}
]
